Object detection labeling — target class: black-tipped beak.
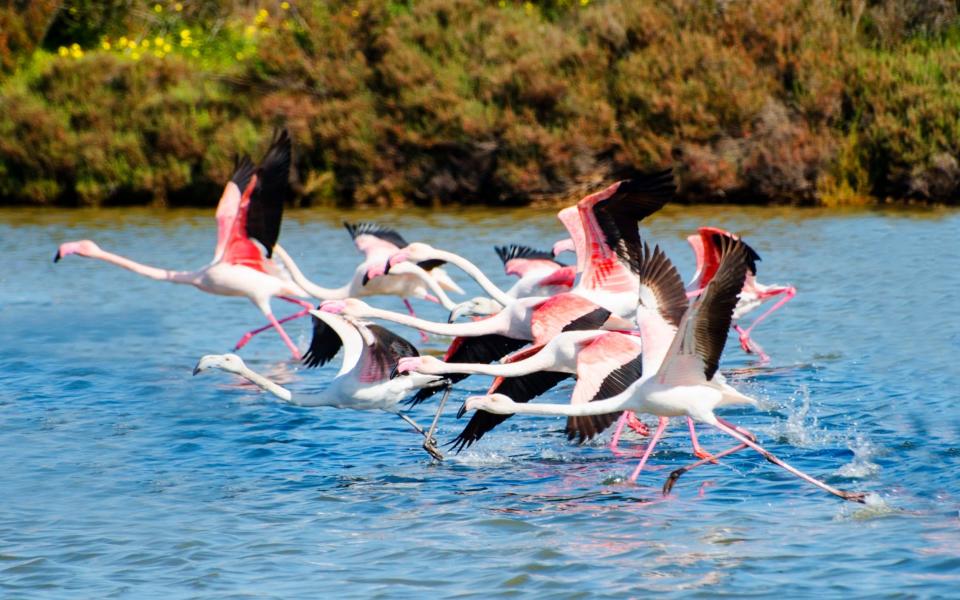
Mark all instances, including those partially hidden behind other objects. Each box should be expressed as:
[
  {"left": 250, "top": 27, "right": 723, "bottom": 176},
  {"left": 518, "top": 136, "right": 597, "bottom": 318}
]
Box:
[
  {"left": 390, "top": 365, "right": 401, "bottom": 379},
  {"left": 361, "top": 272, "right": 370, "bottom": 286},
  {"left": 383, "top": 258, "right": 392, "bottom": 275},
  {"left": 53, "top": 250, "right": 62, "bottom": 263},
  {"left": 456, "top": 402, "right": 467, "bottom": 419},
  {"left": 192, "top": 366, "right": 201, "bottom": 376}
]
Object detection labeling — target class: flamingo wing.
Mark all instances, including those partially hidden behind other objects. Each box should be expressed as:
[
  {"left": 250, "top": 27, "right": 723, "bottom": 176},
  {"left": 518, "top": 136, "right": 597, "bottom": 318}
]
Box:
[
  {"left": 530, "top": 294, "right": 610, "bottom": 343},
  {"left": 303, "top": 313, "right": 342, "bottom": 368},
  {"left": 693, "top": 227, "right": 762, "bottom": 288},
  {"left": 343, "top": 222, "right": 411, "bottom": 266},
  {"left": 406, "top": 333, "right": 527, "bottom": 406},
  {"left": 565, "top": 333, "right": 642, "bottom": 443},
  {"left": 659, "top": 238, "right": 751, "bottom": 385},
  {"left": 577, "top": 170, "right": 674, "bottom": 291},
  {"left": 449, "top": 370, "right": 571, "bottom": 452},
  {"left": 495, "top": 244, "right": 561, "bottom": 278},
  {"left": 245, "top": 129, "right": 292, "bottom": 258},
  {"left": 213, "top": 155, "right": 256, "bottom": 262},
  {"left": 359, "top": 324, "right": 418, "bottom": 383}
]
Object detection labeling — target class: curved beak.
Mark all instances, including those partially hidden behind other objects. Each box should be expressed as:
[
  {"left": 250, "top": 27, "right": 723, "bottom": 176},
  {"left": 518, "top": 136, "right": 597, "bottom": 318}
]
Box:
[
  {"left": 361, "top": 271, "right": 370, "bottom": 286},
  {"left": 383, "top": 258, "right": 393, "bottom": 275},
  {"left": 53, "top": 250, "right": 62, "bottom": 263},
  {"left": 192, "top": 365, "right": 203, "bottom": 376},
  {"left": 447, "top": 302, "right": 471, "bottom": 323}
]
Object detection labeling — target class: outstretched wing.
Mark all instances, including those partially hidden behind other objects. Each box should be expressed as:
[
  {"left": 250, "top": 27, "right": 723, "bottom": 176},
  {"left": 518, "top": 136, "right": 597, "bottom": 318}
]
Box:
[
  {"left": 406, "top": 334, "right": 527, "bottom": 406},
  {"left": 659, "top": 237, "right": 751, "bottom": 384},
  {"left": 565, "top": 333, "right": 641, "bottom": 443},
  {"left": 344, "top": 222, "right": 409, "bottom": 265},
  {"left": 213, "top": 155, "right": 256, "bottom": 262},
  {"left": 246, "top": 129, "right": 292, "bottom": 258},
  {"left": 360, "top": 324, "right": 419, "bottom": 383},
  {"left": 303, "top": 313, "right": 342, "bottom": 368}
]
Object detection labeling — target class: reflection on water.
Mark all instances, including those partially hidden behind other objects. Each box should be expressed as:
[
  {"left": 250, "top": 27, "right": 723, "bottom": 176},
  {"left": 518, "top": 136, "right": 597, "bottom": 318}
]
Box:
[{"left": 1, "top": 205, "right": 959, "bottom": 597}]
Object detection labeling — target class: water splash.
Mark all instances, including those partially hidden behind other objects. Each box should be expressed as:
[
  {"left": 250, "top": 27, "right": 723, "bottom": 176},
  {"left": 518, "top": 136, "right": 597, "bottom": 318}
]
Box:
[{"left": 836, "top": 435, "right": 882, "bottom": 479}]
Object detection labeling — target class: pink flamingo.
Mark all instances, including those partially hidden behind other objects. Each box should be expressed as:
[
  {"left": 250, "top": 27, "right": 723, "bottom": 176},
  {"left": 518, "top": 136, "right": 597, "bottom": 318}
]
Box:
[
  {"left": 54, "top": 130, "right": 312, "bottom": 359},
  {"left": 464, "top": 238, "right": 866, "bottom": 503},
  {"left": 193, "top": 309, "right": 451, "bottom": 458},
  {"left": 687, "top": 226, "right": 795, "bottom": 361},
  {"left": 396, "top": 329, "right": 645, "bottom": 451}
]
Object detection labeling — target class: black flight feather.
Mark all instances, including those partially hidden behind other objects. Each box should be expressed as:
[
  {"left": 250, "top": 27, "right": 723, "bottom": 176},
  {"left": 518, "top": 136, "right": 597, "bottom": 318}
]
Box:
[
  {"left": 406, "top": 334, "right": 527, "bottom": 406},
  {"left": 694, "top": 238, "right": 751, "bottom": 380},
  {"left": 561, "top": 306, "right": 613, "bottom": 332},
  {"left": 302, "top": 314, "right": 342, "bottom": 368},
  {"left": 416, "top": 258, "right": 446, "bottom": 271},
  {"left": 343, "top": 222, "right": 408, "bottom": 249},
  {"left": 564, "top": 353, "right": 644, "bottom": 444},
  {"left": 495, "top": 245, "right": 558, "bottom": 265},
  {"left": 636, "top": 242, "right": 688, "bottom": 328},
  {"left": 592, "top": 169, "right": 674, "bottom": 274},
  {"left": 709, "top": 232, "right": 762, "bottom": 275},
  {"left": 449, "top": 371, "right": 571, "bottom": 452},
  {"left": 246, "top": 129, "right": 292, "bottom": 257},
  {"left": 365, "top": 325, "right": 419, "bottom": 381},
  {"left": 230, "top": 154, "right": 256, "bottom": 193}
]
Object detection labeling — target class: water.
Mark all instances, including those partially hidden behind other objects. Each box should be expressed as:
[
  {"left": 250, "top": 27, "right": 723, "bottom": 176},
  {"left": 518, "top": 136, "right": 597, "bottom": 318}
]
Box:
[{"left": 1, "top": 204, "right": 959, "bottom": 597}]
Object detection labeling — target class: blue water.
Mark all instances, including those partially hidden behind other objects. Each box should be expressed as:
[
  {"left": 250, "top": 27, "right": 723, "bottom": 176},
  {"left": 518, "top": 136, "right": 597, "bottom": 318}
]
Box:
[{"left": 2, "top": 205, "right": 959, "bottom": 597}]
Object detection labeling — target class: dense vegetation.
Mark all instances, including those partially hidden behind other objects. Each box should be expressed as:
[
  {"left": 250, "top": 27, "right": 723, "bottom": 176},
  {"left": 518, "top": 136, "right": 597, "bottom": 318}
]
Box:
[{"left": 1, "top": 0, "right": 958, "bottom": 207}]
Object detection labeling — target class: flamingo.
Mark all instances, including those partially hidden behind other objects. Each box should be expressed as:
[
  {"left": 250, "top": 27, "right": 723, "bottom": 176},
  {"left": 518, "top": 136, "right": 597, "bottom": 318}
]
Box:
[
  {"left": 271, "top": 223, "right": 464, "bottom": 314},
  {"left": 54, "top": 129, "right": 313, "bottom": 359},
  {"left": 464, "top": 238, "right": 866, "bottom": 503},
  {"left": 193, "top": 309, "right": 450, "bottom": 458},
  {"left": 687, "top": 226, "right": 796, "bottom": 361},
  {"left": 441, "top": 245, "right": 576, "bottom": 322},
  {"left": 395, "top": 329, "right": 645, "bottom": 450}
]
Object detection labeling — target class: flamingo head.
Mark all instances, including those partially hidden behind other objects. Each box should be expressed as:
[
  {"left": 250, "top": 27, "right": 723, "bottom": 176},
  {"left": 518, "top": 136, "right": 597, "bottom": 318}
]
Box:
[
  {"left": 193, "top": 353, "right": 247, "bottom": 376},
  {"left": 385, "top": 242, "right": 434, "bottom": 272},
  {"left": 319, "top": 298, "right": 367, "bottom": 317},
  {"left": 462, "top": 393, "right": 515, "bottom": 416},
  {"left": 54, "top": 240, "right": 101, "bottom": 263},
  {"left": 552, "top": 238, "right": 575, "bottom": 257},
  {"left": 447, "top": 296, "right": 503, "bottom": 323}
]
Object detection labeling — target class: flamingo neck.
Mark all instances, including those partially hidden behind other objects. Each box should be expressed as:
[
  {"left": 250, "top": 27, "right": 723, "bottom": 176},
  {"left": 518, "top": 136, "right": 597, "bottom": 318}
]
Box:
[
  {"left": 388, "top": 262, "right": 458, "bottom": 310},
  {"left": 494, "top": 395, "right": 628, "bottom": 417},
  {"left": 273, "top": 244, "right": 350, "bottom": 299},
  {"left": 89, "top": 248, "right": 196, "bottom": 284},
  {"left": 362, "top": 306, "right": 500, "bottom": 337},
  {"left": 236, "top": 364, "right": 294, "bottom": 403},
  {"left": 430, "top": 249, "right": 512, "bottom": 305}
]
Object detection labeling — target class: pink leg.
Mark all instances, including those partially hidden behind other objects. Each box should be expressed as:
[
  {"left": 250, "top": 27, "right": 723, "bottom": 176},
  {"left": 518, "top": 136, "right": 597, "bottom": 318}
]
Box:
[
  {"left": 711, "top": 418, "right": 866, "bottom": 503},
  {"left": 234, "top": 308, "right": 311, "bottom": 351},
  {"left": 737, "top": 287, "right": 795, "bottom": 359},
  {"left": 267, "top": 313, "right": 302, "bottom": 360},
  {"left": 687, "top": 417, "right": 717, "bottom": 462},
  {"left": 403, "top": 298, "right": 430, "bottom": 343},
  {"left": 423, "top": 294, "right": 440, "bottom": 304},
  {"left": 735, "top": 324, "right": 769, "bottom": 361},
  {"left": 279, "top": 295, "right": 314, "bottom": 309},
  {"left": 609, "top": 413, "right": 628, "bottom": 453},
  {"left": 663, "top": 439, "right": 750, "bottom": 495},
  {"left": 628, "top": 416, "right": 669, "bottom": 483}
]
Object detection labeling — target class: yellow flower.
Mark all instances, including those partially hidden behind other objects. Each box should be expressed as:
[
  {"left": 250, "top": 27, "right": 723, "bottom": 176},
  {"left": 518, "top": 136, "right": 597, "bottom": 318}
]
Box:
[
  {"left": 58, "top": 46, "right": 69, "bottom": 57},
  {"left": 579, "top": 0, "right": 589, "bottom": 5},
  {"left": 71, "top": 46, "right": 84, "bottom": 58},
  {"left": 154, "top": 36, "right": 165, "bottom": 46},
  {"left": 258, "top": 8, "right": 268, "bottom": 18},
  {"left": 128, "top": 40, "right": 137, "bottom": 49},
  {"left": 119, "top": 36, "right": 128, "bottom": 47},
  {"left": 154, "top": 3, "right": 162, "bottom": 12},
  {"left": 191, "top": 49, "right": 200, "bottom": 57},
  {"left": 180, "top": 39, "right": 191, "bottom": 47},
  {"left": 174, "top": 2, "right": 183, "bottom": 11},
  {"left": 132, "top": 51, "right": 141, "bottom": 60},
  {"left": 281, "top": 1, "right": 290, "bottom": 9},
  {"left": 102, "top": 41, "right": 111, "bottom": 50},
  {"left": 142, "top": 39, "right": 150, "bottom": 47},
  {"left": 163, "top": 44, "right": 172, "bottom": 52},
  {"left": 154, "top": 49, "right": 164, "bottom": 58},
  {"left": 70, "top": 43, "right": 81, "bottom": 51},
  {"left": 180, "top": 29, "right": 191, "bottom": 38},
  {"left": 524, "top": 1, "right": 533, "bottom": 13},
  {"left": 235, "top": 51, "right": 244, "bottom": 60},
  {"left": 498, "top": 0, "right": 505, "bottom": 6},
  {"left": 244, "top": 25, "right": 256, "bottom": 37},
  {"left": 351, "top": 9, "right": 359, "bottom": 17}
]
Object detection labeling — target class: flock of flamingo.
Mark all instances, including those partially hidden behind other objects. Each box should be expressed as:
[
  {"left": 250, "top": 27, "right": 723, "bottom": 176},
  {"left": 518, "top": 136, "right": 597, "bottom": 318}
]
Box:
[{"left": 55, "top": 130, "right": 865, "bottom": 503}]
